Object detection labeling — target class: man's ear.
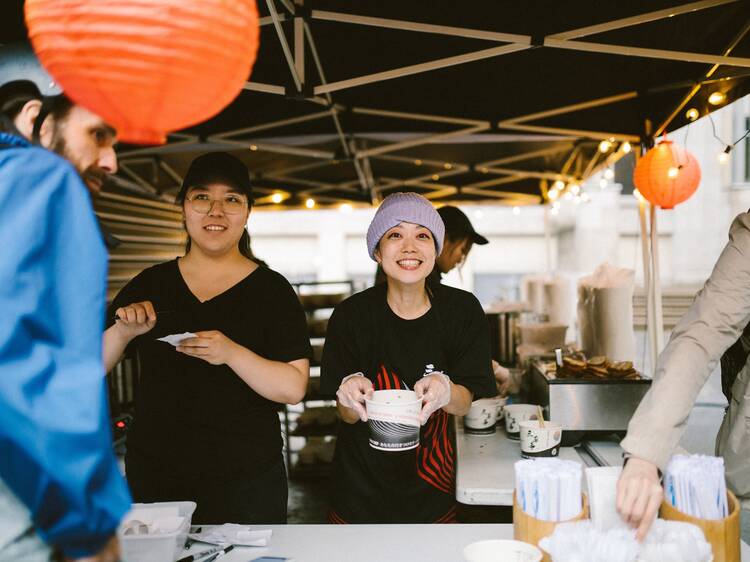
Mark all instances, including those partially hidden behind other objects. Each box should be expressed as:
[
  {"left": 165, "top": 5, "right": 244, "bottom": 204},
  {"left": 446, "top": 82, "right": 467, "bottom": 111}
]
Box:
[{"left": 13, "top": 99, "right": 42, "bottom": 140}]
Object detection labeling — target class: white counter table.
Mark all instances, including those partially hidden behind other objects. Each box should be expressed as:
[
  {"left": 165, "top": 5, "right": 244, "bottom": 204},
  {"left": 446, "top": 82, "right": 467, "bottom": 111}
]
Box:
[
  {"left": 455, "top": 421, "right": 597, "bottom": 506},
  {"left": 179, "top": 522, "right": 750, "bottom": 562}
]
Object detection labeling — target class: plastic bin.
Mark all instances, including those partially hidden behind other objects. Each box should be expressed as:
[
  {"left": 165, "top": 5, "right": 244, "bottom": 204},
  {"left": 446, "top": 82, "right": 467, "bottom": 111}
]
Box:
[{"left": 119, "top": 501, "right": 197, "bottom": 562}]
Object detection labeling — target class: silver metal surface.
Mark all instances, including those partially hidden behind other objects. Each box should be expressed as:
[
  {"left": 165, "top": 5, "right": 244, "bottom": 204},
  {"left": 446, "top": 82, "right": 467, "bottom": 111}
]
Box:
[{"left": 528, "top": 362, "right": 652, "bottom": 431}]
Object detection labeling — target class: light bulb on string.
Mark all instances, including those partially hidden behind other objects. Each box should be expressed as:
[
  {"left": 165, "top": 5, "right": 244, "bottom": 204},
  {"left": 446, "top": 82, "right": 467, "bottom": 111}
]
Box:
[
  {"left": 553, "top": 180, "right": 565, "bottom": 191},
  {"left": 718, "top": 151, "right": 730, "bottom": 164},
  {"left": 599, "top": 178, "right": 608, "bottom": 189},
  {"left": 708, "top": 92, "right": 726, "bottom": 106},
  {"left": 548, "top": 189, "right": 559, "bottom": 201},
  {"left": 339, "top": 203, "right": 353, "bottom": 213},
  {"left": 512, "top": 206, "right": 520, "bottom": 216},
  {"left": 570, "top": 183, "right": 581, "bottom": 195},
  {"left": 686, "top": 108, "right": 699, "bottom": 121},
  {"left": 305, "top": 198, "right": 316, "bottom": 209},
  {"left": 667, "top": 166, "right": 679, "bottom": 179},
  {"left": 598, "top": 139, "right": 612, "bottom": 153},
  {"left": 271, "top": 193, "right": 283, "bottom": 204},
  {"left": 604, "top": 168, "right": 614, "bottom": 180},
  {"left": 621, "top": 141, "right": 632, "bottom": 154}
]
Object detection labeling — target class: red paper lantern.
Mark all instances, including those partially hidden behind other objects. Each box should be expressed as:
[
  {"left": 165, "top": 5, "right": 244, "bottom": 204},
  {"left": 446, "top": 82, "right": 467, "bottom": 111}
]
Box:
[
  {"left": 633, "top": 139, "right": 701, "bottom": 209},
  {"left": 25, "top": 0, "right": 260, "bottom": 145}
]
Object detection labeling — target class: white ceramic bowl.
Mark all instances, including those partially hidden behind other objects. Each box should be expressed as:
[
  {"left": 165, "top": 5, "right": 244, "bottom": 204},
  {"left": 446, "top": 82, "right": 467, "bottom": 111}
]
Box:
[{"left": 463, "top": 539, "right": 543, "bottom": 562}]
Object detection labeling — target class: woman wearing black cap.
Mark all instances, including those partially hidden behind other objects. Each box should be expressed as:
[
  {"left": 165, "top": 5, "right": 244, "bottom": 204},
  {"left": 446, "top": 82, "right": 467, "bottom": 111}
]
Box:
[{"left": 102, "top": 152, "right": 312, "bottom": 524}]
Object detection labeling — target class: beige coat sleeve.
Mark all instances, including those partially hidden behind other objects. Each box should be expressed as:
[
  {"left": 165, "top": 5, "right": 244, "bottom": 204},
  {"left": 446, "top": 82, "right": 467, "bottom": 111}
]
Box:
[{"left": 621, "top": 211, "right": 750, "bottom": 470}]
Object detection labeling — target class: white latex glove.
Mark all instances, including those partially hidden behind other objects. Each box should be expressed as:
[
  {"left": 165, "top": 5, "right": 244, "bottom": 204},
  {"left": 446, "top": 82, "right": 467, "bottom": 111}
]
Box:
[
  {"left": 336, "top": 372, "right": 373, "bottom": 422},
  {"left": 414, "top": 372, "right": 451, "bottom": 425}
]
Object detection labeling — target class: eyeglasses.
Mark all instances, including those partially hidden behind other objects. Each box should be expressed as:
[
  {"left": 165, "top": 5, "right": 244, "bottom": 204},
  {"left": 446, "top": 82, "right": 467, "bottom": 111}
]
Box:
[{"left": 186, "top": 193, "right": 248, "bottom": 215}]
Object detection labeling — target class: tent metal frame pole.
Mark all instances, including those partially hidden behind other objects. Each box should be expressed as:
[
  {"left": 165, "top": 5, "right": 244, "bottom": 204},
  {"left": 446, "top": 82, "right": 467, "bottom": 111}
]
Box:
[
  {"left": 372, "top": 154, "right": 469, "bottom": 171},
  {"left": 266, "top": 0, "right": 303, "bottom": 92},
  {"left": 301, "top": 20, "right": 372, "bottom": 193},
  {"left": 544, "top": 38, "right": 750, "bottom": 68},
  {"left": 264, "top": 159, "right": 336, "bottom": 178},
  {"left": 242, "top": 81, "right": 287, "bottom": 95},
  {"left": 484, "top": 166, "right": 578, "bottom": 182},
  {"left": 310, "top": 11, "right": 531, "bottom": 44},
  {"left": 462, "top": 175, "right": 527, "bottom": 190},
  {"left": 655, "top": 17, "right": 750, "bottom": 136},
  {"left": 478, "top": 145, "right": 573, "bottom": 168},
  {"left": 158, "top": 160, "right": 183, "bottom": 186},
  {"left": 118, "top": 137, "right": 200, "bottom": 159},
  {"left": 209, "top": 137, "right": 335, "bottom": 159},
  {"left": 650, "top": 205, "right": 665, "bottom": 354},
  {"left": 499, "top": 122, "right": 640, "bottom": 142},
  {"left": 355, "top": 124, "right": 490, "bottom": 159},
  {"left": 314, "top": 44, "right": 529, "bottom": 95},
  {"left": 350, "top": 106, "right": 485, "bottom": 126},
  {"left": 503, "top": 91, "right": 638, "bottom": 125},
  {"left": 212, "top": 110, "right": 332, "bottom": 139},
  {"left": 548, "top": 0, "right": 738, "bottom": 40}
]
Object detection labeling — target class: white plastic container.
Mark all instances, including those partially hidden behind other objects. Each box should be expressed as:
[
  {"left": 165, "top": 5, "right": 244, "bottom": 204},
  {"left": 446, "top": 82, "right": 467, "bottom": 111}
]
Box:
[{"left": 119, "top": 501, "right": 197, "bottom": 562}]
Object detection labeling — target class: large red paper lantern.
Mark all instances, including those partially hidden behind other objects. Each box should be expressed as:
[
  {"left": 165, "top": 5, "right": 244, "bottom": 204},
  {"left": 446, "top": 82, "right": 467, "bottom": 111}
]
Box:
[
  {"left": 633, "top": 139, "right": 701, "bottom": 209},
  {"left": 25, "top": 0, "right": 260, "bottom": 145}
]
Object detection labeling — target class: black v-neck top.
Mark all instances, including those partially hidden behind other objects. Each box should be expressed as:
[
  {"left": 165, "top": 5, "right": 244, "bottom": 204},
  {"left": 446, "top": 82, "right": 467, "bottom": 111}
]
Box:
[{"left": 107, "top": 260, "right": 312, "bottom": 478}]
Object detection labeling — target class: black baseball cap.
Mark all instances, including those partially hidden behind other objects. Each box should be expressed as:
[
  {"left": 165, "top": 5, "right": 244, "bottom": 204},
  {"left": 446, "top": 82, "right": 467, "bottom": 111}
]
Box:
[
  {"left": 176, "top": 152, "right": 254, "bottom": 204},
  {"left": 437, "top": 206, "right": 489, "bottom": 245}
]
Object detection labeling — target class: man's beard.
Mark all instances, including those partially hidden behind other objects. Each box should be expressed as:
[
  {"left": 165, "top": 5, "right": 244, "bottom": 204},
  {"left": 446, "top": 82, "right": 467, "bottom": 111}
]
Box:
[{"left": 49, "top": 129, "right": 108, "bottom": 196}]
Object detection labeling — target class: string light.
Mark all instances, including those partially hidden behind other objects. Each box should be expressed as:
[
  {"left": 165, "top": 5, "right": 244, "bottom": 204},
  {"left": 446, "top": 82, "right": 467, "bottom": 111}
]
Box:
[
  {"left": 553, "top": 180, "right": 565, "bottom": 191},
  {"left": 570, "top": 183, "right": 581, "bottom": 195},
  {"left": 604, "top": 169, "right": 614, "bottom": 180},
  {"left": 599, "top": 178, "right": 608, "bottom": 189},
  {"left": 339, "top": 203, "right": 353, "bottom": 213},
  {"left": 708, "top": 92, "right": 726, "bottom": 106},
  {"left": 431, "top": 174, "right": 440, "bottom": 181},
  {"left": 271, "top": 193, "right": 283, "bottom": 204},
  {"left": 621, "top": 141, "right": 632, "bottom": 154},
  {"left": 512, "top": 206, "right": 520, "bottom": 216},
  {"left": 249, "top": 144, "right": 258, "bottom": 151},
  {"left": 667, "top": 166, "right": 679, "bottom": 178},
  {"left": 548, "top": 189, "right": 560, "bottom": 201},
  {"left": 686, "top": 108, "right": 699, "bottom": 122},
  {"left": 718, "top": 151, "right": 730, "bottom": 164},
  {"left": 305, "top": 198, "right": 316, "bottom": 209},
  {"left": 598, "top": 139, "right": 612, "bottom": 153},
  {"left": 414, "top": 159, "right": 422, "bottom": 166},
  {"left": 443, "top": 163, "right": 453, "bottom": 170}
]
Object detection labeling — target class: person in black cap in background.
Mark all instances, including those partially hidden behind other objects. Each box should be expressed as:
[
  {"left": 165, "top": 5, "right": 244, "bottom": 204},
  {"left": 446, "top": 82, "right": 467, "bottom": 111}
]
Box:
[{"left": 102, "top": 152, "right": 312, "bottom": 524}]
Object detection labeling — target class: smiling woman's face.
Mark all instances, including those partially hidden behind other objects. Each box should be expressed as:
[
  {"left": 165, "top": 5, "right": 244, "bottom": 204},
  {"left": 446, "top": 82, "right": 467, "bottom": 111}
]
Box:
[
  {"left": 183, "top": 182, "right": 250, "bottom": 257},
  {"left": 375, "top": 221, "right": 437, "bottom": 285}
]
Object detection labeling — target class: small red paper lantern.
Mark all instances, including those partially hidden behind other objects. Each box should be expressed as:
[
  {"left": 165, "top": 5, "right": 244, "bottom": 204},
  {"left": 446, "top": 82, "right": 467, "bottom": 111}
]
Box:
[
  {"left": 633, "top": 139, "right": 701, "bottom": 209},
  {"left": 25, "top": 0, "right": 260, "bottom": 145}
]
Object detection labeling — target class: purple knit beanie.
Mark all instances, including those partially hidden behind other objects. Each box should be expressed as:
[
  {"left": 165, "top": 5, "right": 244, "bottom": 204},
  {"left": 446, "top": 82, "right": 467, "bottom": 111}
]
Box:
[{"left": 366, "top": 192, "right": 445, "bottom": 261}]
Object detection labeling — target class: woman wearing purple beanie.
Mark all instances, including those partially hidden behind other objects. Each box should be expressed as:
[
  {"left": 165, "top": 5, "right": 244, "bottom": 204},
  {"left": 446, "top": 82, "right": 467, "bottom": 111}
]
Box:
[{"left": 320, "top": 192, "right": 496, "bottom": 524}]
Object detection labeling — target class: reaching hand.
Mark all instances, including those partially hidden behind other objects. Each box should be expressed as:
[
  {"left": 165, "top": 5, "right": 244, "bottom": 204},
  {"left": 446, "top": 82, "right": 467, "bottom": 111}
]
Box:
[
  {"left": 616, "top": 456, "right": 663, "bottom": 541},
  {"left": 492, "top": 360, "right": 511, "bottom": 396},
  {"left": 113, "top": 301, "right": 157, "bottom": 340},
  {"left": 414, "top": 372, "right": 451, "bottom": 425},
  {"left": 336, "top": 373, "right": 373, "bottom": 422},
  {"left": 176, "top": 330, "right": 239, "bottom": 365}
]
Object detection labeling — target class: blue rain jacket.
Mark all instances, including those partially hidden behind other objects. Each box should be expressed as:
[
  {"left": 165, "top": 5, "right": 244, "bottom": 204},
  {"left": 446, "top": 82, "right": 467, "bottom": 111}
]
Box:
[{"left": 0, "top": 132, "right": 131, "bottom": 557}]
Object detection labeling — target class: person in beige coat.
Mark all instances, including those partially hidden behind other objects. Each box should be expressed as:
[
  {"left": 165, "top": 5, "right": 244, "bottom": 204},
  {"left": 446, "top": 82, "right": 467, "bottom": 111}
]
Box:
[{"left": 617, "top": 211, "right": 750, "bottom": 542}]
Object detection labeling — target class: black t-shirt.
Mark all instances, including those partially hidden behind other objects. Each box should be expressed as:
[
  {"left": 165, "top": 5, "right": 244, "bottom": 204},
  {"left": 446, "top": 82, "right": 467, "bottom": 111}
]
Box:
[
  {"left": 107, "top": 260, "right": 312, "bottom": 479},
  {"left": 320, "top": 283, "right": 496, "bottom": 523}
]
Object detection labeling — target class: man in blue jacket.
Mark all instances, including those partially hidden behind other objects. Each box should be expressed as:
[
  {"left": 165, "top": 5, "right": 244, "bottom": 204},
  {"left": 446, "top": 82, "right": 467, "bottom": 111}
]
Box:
[{"left": 0, "top": 44, "right": 131, "bottom": 562}]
